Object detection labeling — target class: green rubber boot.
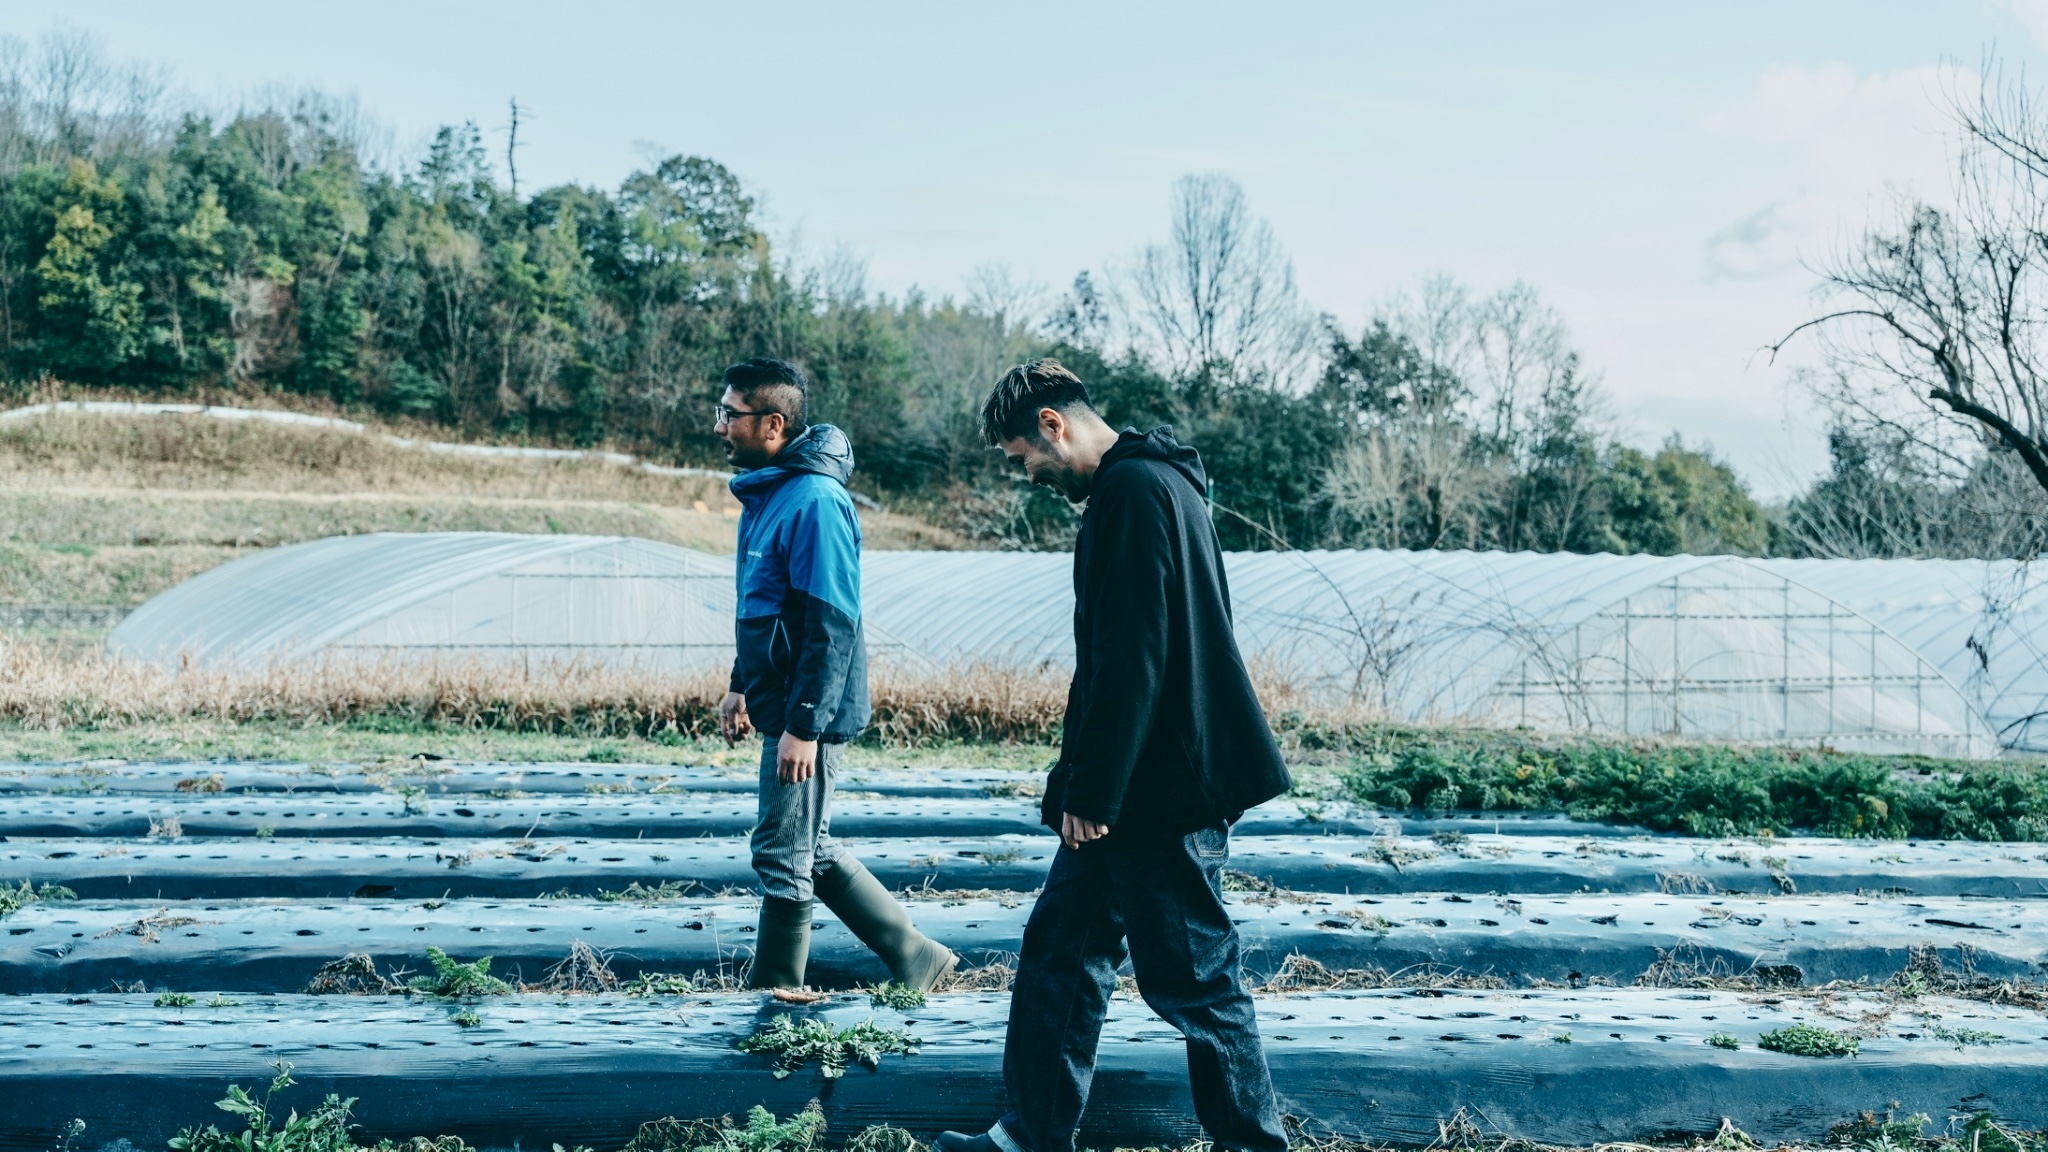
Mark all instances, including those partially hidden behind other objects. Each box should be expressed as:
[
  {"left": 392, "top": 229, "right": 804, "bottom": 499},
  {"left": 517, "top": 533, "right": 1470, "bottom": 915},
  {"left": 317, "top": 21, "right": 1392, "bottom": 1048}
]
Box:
[
  {"left": 815, "top": 859, "right": 959, "bottom": 993},
  {"left": 748, "top": 895, "right": 813, "bottom": 990}
]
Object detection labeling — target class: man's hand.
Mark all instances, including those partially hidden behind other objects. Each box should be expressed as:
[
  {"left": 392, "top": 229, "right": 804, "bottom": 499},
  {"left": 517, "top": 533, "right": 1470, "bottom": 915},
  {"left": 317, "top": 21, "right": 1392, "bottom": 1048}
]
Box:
[
  {"left": 777, "top": 732, "right": 819, "bottom": 784},
  {"left": 1061, "top": 811, "right": 1110, "bottom": 850},
  {"left": 719, "top": 692, "right": 751, "bottom": 746}
]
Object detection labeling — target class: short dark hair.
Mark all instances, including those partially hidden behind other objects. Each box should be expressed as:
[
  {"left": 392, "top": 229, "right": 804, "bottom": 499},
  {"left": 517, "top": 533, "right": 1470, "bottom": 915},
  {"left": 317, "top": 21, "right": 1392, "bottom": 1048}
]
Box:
[
  {"left": 722, "top": 357, "right": 808, "bottom": 432},
  {"left": 978, "top": 358, "right": 1094, "bottom": 446}
]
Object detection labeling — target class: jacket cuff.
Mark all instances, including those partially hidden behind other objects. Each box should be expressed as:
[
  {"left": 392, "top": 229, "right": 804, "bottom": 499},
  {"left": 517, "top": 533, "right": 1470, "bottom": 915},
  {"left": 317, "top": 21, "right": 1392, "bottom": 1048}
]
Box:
[
  {"left": 784, "top": 724, "right": 821, "bottom": 741},
  {"left": 1059, "top": 798, "right": 1120, "bottom": 826}
]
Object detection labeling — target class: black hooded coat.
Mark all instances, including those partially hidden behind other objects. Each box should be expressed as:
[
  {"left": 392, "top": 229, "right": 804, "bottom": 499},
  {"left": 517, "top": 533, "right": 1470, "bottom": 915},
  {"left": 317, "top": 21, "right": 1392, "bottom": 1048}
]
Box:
[{"left": 1043, "top": 427, "right": 1294, "bottom": 837}]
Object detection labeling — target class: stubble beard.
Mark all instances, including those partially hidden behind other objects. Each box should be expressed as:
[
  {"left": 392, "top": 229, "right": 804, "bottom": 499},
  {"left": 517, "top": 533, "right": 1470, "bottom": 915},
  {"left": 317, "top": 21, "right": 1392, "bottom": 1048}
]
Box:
[{"left": 1038, "top": 465, "right": 1086, "bottom": 504}]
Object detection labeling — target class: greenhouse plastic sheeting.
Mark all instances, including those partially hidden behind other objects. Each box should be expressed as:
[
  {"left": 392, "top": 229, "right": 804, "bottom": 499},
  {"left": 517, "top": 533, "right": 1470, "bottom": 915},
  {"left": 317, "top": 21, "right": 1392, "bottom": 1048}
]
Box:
[
  {"left": 863, "top": 549, "right": 2014, "bottom": 757},
  {"left": 1754, "top": 558, "right": 2048, "bottom": 753},
  {"left": 109, "top": 533, "right": 2048, "bottom": 754},
  {"left": 110, "top": 533, "right": 738, "bottom": 672}
]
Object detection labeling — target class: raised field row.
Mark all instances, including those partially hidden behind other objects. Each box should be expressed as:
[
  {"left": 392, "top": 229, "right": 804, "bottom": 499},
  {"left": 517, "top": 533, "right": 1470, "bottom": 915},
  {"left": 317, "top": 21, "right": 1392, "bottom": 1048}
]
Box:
[
  {"left": 0, "top": 762, "right": 1015, "bottom": 798},
  {"left": 3, "top": 989, "right": 2042, "bottom": 1152},
  {"left": 0, "top": 793, "right": 1594, "bottom": 840},
  {"left": 2, "top": 892, "right": 2042, "bottom": 993},
  {"left": 7, "top": 832, "right": 2045, "bottom": 898},
  {"left": 7, "top": 759, "right": 2048, "bottom": 1148},
  {"left": 0, "top": 759, "right": 1637, "bottom": 837}
]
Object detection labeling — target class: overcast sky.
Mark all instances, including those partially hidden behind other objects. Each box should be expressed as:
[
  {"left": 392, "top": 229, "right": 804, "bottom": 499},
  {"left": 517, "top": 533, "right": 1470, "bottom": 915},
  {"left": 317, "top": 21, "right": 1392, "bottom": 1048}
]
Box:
[{"left": 11, "top": 2, "right": 2046, "bottom": 497}]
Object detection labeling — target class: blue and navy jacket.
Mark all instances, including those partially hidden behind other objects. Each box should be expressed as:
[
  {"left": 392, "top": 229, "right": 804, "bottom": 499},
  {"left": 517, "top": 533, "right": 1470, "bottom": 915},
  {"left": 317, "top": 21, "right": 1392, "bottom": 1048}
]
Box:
[{"left": 727, "top": 423, "right": 870, "bottom": 742}]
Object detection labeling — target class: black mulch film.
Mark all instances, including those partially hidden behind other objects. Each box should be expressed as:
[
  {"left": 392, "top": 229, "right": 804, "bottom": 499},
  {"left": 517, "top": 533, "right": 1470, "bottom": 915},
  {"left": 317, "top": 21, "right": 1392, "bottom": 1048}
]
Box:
[{"left": 3, "top": 759, "right": 2047, "bottom": 1150}]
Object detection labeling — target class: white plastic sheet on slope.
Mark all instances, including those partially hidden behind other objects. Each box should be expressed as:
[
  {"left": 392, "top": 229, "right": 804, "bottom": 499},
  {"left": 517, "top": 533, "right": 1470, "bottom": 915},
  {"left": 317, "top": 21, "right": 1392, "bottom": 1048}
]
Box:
[
  {"left": 110, "top": 533, "right": 739, "bottom": 673},
  {"left": 861, "top": 549, "right": 2002, "bottom": 757}
]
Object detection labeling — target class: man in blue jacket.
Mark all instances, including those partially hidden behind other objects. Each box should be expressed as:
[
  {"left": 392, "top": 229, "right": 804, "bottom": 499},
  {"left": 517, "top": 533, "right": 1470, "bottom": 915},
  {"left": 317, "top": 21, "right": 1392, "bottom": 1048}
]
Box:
[{"left": 715, "top": 357, "right": 957, "bottom": 993}]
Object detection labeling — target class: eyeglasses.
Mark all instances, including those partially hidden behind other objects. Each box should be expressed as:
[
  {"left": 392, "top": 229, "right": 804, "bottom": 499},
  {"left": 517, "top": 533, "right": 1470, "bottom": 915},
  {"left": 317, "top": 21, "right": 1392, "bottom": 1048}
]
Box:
[{"left": 713, "top": 404, "right": 773, "bottom": 427}]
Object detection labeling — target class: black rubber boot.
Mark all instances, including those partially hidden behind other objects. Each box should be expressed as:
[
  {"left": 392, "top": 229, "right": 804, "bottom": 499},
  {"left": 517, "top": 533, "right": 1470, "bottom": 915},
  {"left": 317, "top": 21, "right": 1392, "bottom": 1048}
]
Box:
[
  {"left": 814, "top": 859, "right": 959, "bottom": 992},
  {"left": 747, "top": 895, "right": 812, "bottom": 989}
]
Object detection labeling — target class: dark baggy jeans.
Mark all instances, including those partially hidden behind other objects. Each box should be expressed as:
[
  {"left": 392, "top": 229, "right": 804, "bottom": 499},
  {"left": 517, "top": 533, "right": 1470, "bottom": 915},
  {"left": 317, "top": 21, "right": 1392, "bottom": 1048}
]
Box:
[{"left": 995, "top": 821, "right": 1287, "bottom": 1152}]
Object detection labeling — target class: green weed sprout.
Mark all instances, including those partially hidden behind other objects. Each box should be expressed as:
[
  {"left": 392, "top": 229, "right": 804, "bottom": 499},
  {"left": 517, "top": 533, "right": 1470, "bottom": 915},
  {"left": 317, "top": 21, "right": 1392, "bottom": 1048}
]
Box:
[
  {"left": 620, "top": 1104, "right": 825, "bottom": 1152},
  {"left": 1706, "top": 1032, "right": 1740, "bottom": 1050},
  {"left": 205, "top": 995, "right": 241, "bottom": 1008},
  {"left": 451, "top": 1008, "right": 482, "bottom": 1028},
  {"left": 167, "top": 1060, "right": 363, "bottom": 1152},
  {"left": 1833, "top": 1105, "right": 1927, "bottom": 1150},
  {"left": 1758, "top": 1022, "right": 1858, "bottom": 1057},
  {"left": 1930, "top": 1023, "right": 2008, "bottom": 1050},
  {"left": 1552, "top": 1031, "right": 1572, "bottom": 1044},
  {"left": 155, "top": 992, "right": 197, "bottom": 1008},
  {"left": 0, "top": 880, "right": 76, "bottom": 918},
  {"left": 407, "top": 948, "right": 513, "bottom": 997},
  {"left": 868, "top": 982, "right": 927, "bottom": 1009},
  {"left": 736, "top": 1014, "right": 921, "bottom": 1079},
  {"left": 396, "top": 784, "right": 429, "bottom": 815},
  {"left": 1960, "top": 1111, "right": 2030, "bottom": 1152},
  {"left": 624, "top": 972, "right": 697, "bottom": 997},
  {"left": 843, "top": 1125, "right": 923, "bottom": 1152},
  {"left": 709, "top": 1106, "right": 825, "bottom": 1152}
]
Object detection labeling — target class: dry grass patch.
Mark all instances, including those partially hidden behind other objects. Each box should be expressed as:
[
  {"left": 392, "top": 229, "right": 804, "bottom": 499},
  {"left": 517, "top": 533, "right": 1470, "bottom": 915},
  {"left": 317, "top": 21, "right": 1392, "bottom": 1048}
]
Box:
[
  {"left": 0, "top": 639, "right": 1076, "bottom": 746},
  {"left": 0, "top": 409, "right": 968, "bottom": 561},
  {"left": 867, "top": 662, "right": 1067, "bottom": 745},
  {"left": 0, "top": 641, "right": 736, "bottom": 737},
  {"left": 937, "top": 961, "right": 1019, "bottom": 993},
  {"left": 0, "top": 409, "right": 735, "bottom": 503},
  {"left": 0, "top": 488, "right": 728, "bottom": 551},
  {"left": 1256, "top": 953, "right": 1507, "bottom": 993},
  {"left": 0, "top": 542, "right": 235, "bottom": 605}
]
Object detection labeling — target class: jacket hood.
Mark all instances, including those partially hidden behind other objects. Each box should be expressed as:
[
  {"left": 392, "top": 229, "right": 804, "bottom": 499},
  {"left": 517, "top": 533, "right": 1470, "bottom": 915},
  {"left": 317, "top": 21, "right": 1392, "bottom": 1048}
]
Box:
[
  {"left": 731, "top": 423, "right": 854, "bottom": 496},
  {"left": 1101, "top": 425, "right": 1206, "bottom": 492}
]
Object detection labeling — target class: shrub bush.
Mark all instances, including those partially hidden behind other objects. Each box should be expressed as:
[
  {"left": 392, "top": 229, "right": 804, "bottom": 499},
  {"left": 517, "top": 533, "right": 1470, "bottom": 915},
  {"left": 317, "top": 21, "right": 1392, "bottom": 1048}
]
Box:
[{"left": 1334, "top": 724, "right": 2048, "bottom": 839}]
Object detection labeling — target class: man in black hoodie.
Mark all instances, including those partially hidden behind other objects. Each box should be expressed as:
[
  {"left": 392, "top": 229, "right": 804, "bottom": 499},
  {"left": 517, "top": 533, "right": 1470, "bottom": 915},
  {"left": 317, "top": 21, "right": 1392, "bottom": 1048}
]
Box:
[{"left": 934, "top": 360, "right": 1292, "bottom": 1152}]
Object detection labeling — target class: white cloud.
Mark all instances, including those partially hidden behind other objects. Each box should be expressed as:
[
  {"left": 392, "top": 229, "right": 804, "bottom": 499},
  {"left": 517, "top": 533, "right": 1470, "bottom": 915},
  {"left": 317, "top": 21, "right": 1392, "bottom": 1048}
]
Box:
[
  {"left": 2001, "top": 0, "right": 2048, "bottom": 50},
  {"left": 1701, "top": 62, "right": 1968, "bottom": 280},
  {"left": 1702, "top": 200, "right": 1793, "bottom": 281}
]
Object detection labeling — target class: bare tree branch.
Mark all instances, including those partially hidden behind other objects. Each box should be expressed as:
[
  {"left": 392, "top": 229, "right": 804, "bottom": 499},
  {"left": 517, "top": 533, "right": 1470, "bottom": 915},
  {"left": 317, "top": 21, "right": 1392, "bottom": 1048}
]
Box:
[
  {"left": 1119, "top": 174, "right": 1315, "bottom": 392},
  {"left": 1779, "top": 66, "right": 2048, "bottom": 520}
]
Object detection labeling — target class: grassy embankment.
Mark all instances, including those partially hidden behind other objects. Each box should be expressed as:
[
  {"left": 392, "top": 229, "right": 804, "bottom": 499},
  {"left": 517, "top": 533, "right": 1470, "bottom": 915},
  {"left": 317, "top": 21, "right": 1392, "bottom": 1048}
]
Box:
[{"left": 0, "top": 407, "right": 967, "bottom": 609}]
